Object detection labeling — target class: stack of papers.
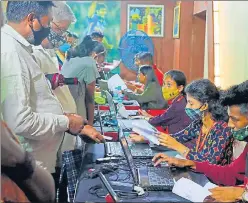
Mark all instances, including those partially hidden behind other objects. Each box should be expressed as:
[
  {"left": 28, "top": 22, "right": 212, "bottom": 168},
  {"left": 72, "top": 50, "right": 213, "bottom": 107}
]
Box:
[
  {"left": 107, "top": 74, "right": 127, "bottom": 92},
  {"left": 132, "top": 120, "right": 159, "bottom": 145},
  {"left": 172, "top": 178, "right": 217, "bottom": 202}
]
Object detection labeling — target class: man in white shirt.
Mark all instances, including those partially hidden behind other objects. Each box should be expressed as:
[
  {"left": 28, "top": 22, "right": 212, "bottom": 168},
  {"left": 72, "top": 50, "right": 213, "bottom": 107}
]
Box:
[
  {"left": 1, "top": 1, "right": 86, "bottom": 174},
  {"left": 32, "top": 2, "right": 104, "bottom": 168}
]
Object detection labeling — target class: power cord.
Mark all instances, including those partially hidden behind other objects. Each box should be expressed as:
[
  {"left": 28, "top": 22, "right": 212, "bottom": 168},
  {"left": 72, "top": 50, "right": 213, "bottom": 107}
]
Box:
[{"left": 88, "top": 184, "right": 149, "bottom": 200}]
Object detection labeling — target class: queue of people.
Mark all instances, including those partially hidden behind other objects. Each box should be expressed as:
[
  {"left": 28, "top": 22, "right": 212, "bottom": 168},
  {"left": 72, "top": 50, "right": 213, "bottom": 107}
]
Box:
[{"left": 1, "top": 1, "right": 247, "bottom": 203}]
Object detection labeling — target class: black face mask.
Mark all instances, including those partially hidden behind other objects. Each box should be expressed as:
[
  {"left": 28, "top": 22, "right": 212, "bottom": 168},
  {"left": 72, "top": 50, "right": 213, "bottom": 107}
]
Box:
[{"left": 30, "top": 18, "right": 50, "bottom": 46}]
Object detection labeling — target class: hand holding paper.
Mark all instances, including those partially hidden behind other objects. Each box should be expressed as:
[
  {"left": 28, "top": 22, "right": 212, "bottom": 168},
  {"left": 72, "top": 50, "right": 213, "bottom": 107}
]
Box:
[{"left": 132, "top": 120, "right": 159, "bottom": 145}]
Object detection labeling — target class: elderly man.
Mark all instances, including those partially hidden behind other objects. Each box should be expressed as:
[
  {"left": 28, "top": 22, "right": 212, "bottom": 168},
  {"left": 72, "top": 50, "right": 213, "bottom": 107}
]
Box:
[
  {"left": 32, "top": 0, "right": 104, "bottom": 164},
  {"left": 1, "top": 1, "right": 86, "bottom": 177}
]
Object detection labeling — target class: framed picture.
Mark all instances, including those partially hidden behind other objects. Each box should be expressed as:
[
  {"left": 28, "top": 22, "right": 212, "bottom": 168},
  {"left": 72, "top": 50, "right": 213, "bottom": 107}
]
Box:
[
  {"left": 127, "top": 4, "right": 164, "bottom": 37},
  {"left": 173, "top": 4, "right": 181, "bottom": 38}
]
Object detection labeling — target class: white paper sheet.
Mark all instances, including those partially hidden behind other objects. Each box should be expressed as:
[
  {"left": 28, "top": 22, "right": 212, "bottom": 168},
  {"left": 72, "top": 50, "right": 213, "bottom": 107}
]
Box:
[
  {"left": 204, "top": 182, "right": 217, "bottom": 190},
  {"left": 107, "top": 74, "right": 127, "bottom": 92},
  {"left": 172, "top": 178, "right": 212, "bottom": 202},
  {"left": 132, "top": 120, "right": 159, "bottom": 145}
]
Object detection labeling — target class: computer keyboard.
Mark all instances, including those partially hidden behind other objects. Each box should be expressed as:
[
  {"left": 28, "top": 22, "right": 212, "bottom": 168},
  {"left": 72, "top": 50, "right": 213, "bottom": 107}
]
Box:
[
  {"left": 106, "top": 142, "right": 123, "bottom": 156},
  {"left": 147, "top": 167, "right": 174, "bottom": 190},
  {"left": 106, "top": 142, "right": 157, "bottom": 158}
]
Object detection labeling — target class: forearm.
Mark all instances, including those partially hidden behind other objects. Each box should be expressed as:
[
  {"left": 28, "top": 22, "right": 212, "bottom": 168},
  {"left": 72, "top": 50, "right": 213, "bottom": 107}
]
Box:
[
  {"left": 8, "top": 112, "right": 68, "bottom": 140},
  {"left": 194, "top": 161, "right": 239, "bottom": 186},
  {"left": 176, "top": 144, "right": 190, "bottom": 158},
  {"left": 86, "top": 102, "right": 95, "bottom": 126}
]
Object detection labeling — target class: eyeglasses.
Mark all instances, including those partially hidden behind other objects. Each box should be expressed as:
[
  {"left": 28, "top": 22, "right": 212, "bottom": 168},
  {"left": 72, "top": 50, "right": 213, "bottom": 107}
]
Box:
[{"left": 52, "top": 22, "right": 69, "bottom": 37}]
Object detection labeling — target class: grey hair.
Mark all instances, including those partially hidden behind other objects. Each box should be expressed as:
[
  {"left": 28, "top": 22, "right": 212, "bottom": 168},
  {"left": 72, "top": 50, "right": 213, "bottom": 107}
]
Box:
[
  {"left": 240, "top": 103, "right": 248, "bottom": 116},
  {"left": 6, "top": 1, "right": 54, "bottom": 23},
  {"left": 52, "top": 1, "right": 76, "bottom": 24}
]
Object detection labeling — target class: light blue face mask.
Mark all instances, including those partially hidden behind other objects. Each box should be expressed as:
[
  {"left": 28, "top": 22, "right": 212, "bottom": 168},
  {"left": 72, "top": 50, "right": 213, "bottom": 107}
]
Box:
[{"left": 59, "top": 43, "right": 71, "bottom": 53}]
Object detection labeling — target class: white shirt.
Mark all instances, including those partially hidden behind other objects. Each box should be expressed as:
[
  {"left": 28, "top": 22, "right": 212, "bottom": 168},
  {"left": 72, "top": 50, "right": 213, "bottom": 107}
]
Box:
[
  {"left": 1, "top": 24, "right": 69, "bottom": 173},
  {"left": 32, "top": 46, "right": 77, "bottom": 162}
]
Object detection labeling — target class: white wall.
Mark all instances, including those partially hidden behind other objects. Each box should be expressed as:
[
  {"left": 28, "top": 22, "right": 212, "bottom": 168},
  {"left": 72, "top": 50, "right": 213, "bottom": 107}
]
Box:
[{"left": 218, "top": 1, "right": 248, "bottom": 88}]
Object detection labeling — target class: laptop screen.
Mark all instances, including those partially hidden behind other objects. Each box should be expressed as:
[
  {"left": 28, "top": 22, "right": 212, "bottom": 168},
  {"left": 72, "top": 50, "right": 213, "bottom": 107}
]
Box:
[
  {"left": 104, "top": 91, "right": 116, "bottom": 117},
  {"left": 98, "top": 172, "right": 120, "bottom": 202},
  {"left": 120, "top": 136, "right": 139, "bottom": 185}
]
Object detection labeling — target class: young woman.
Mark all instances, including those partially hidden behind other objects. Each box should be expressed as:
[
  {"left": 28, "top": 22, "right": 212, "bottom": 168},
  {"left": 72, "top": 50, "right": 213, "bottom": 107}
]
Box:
[
  {"left": 61, "top": 36, "right": 105, "bottom": 126},
  {"left": 156, "top": 79, "right": 233, "bottom": 165},
  {"left": 130, "top": 70, "right": 192, "bottom": 142},
  {"left": 153, "top": 80, "right": 248, "bottom": 202},
  {"left": 123, "top": 65, "right": 167, "bottom": 110}
]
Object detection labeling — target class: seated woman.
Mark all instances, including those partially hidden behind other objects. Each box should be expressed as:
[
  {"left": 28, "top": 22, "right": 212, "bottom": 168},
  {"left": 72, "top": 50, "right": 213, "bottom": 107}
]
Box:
[
  {"left": 157, "top": 79, "right": 233, "bottom": 165},
  {"left": 61, "top": 36, "right": 105, "bottom": 126},
  {"left": 152, "top": 80, "right": 248, "bottom": 202},
  {"left": 123, "top": 65, "right": 167, "bottom": 110},
  {"left": 125, "top": 52, "right": 163, "bottom": 91},
  {"left": 130, "top": 70, "right": 192, "bottom": 142}
]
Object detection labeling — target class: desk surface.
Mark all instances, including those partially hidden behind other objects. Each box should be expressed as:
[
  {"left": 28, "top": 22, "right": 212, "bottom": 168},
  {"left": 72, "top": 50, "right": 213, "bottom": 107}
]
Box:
[{"left": 75, "top": 143, "right": 210, "bottom": 202}]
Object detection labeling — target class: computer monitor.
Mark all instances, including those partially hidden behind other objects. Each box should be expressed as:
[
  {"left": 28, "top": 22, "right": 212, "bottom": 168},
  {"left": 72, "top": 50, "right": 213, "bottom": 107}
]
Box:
[
  {"left": 98, "top": 172, "right": 120, "bottom": 202},
  {"left": 119, "top": 136, "right": 139, "bottom": 185}
]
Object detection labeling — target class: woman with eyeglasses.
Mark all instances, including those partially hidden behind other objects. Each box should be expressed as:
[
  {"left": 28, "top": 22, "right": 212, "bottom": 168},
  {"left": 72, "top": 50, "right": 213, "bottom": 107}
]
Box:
[{"left": 61, "top": 36, "right": 105, "bottom": 126}]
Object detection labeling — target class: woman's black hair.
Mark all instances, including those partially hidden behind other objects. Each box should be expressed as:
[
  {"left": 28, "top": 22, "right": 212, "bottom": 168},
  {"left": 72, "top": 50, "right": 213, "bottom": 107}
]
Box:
[
  {"left": 66, "top": 35, "right": 98, "bottom": 59},
  {"left": 92, "top": 42, "right": 106, "bottom": 57},
  {"left": 139, "top": 65, "right": 159, "bottom": 88},
  {"left": 185, "top": 79, "right": 229, "bottom": 122},
  {"left": 164, "top": 70, "right": 187, "bottom": 94}
]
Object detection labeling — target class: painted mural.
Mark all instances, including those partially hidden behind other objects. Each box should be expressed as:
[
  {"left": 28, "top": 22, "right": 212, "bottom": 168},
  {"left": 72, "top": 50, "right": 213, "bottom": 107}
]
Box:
[{"left": 67, "top": 1, "right": 121, "bottom": 62}]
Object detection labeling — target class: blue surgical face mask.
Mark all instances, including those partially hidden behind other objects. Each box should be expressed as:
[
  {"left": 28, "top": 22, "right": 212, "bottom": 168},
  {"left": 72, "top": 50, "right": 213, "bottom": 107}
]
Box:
[
  {"left": 59, "top": 43, "right": 71, "bottom": 53},
  {"left": 185, "top": 107, "right": 203, "bottom": 121}
]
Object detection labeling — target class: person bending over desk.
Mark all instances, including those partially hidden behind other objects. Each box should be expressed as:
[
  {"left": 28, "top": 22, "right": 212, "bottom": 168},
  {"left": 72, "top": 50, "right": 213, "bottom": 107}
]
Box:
[
  {"left": 62, "top": 36, "right": 105, "bottom": 125},
  {"left": 123, "top": 65, "right": 167, "bottom": 110},
  {"left": 156, "top": 79, "right": 233, "bottom": 165},
  {"left": 152, "top": 80, "right": 248, "bottom": 202},
  {"left": 130, "top": 70, "right": 192, "bottom": 143}
]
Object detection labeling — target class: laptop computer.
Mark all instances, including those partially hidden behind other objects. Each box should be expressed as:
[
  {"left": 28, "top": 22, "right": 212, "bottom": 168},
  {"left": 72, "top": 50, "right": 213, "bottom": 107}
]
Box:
[
  {"left": 98, "top": 172, "right": 121, "bottom": 203},
  {"left": 103, "top": 91, "right": 137, "bottom": 131},
  {"left": 119, "top": 134, "right": 175, "bottom": 191}
]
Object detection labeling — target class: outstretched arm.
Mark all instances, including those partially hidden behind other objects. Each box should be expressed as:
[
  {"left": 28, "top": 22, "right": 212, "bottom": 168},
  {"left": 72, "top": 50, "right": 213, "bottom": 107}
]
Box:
[{"left": 88, "top": 1, "right": 97, "bottom": 18}]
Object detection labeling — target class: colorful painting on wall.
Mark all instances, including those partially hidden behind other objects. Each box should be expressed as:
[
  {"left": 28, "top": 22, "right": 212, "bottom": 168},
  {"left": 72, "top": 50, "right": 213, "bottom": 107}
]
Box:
[
  {"left": 67, "top": 1, "right": 121, "bottom": 62},
  {"left": 127, "top": 4, "right": 164, "bottom": 37},
  {"left": 173, "top": 4, "right": 181, "bottom": 39}
]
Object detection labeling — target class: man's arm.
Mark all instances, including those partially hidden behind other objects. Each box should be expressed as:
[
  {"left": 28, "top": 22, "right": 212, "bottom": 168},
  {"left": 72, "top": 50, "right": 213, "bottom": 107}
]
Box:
[
  {"left": 1, "top": 52, "right": 69, "bottom": 139},
  {"left": 194, "top": 146, "right": 248, "bottom": 186}
]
